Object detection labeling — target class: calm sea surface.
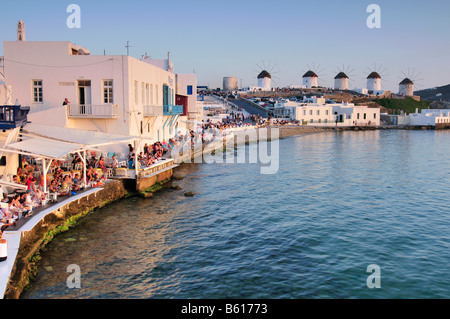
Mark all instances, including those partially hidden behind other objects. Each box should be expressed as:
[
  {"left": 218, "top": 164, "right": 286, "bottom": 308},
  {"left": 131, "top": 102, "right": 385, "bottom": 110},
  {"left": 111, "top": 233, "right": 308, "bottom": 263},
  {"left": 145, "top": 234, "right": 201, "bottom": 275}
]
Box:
[{"left": 22, "top": 130, "right": 450, "bottom": 299}]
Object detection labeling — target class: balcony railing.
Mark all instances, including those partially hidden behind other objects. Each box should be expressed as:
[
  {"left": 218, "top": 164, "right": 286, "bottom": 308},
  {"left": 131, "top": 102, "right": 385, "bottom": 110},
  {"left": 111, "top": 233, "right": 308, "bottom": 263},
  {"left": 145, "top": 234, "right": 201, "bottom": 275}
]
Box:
[
  {"left": 163, "top": 104, "right": 184, "bottom": 116},
  {"left": 0, "top": 105, "right": 30, "bottom": 129},
  {"left": 143, "top": 105, "right": 164, "bottom": 117},
  {"left": 67, "top": 104, "right": 118, "bottom": 119}
]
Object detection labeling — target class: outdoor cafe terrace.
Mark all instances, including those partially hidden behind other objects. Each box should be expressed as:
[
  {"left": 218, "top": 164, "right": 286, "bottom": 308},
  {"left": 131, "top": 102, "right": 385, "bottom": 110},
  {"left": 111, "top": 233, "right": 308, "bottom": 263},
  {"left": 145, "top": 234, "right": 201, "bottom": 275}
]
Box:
[{"left": 0, "top": 124, "right": 177, "bottom": 233}]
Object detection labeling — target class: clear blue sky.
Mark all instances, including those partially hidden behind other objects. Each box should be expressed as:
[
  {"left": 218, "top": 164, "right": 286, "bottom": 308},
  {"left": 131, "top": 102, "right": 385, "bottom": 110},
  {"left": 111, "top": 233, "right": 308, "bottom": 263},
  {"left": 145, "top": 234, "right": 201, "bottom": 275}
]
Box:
[{"left": 1, "top": 0, "right": 449, "bottom": 91}]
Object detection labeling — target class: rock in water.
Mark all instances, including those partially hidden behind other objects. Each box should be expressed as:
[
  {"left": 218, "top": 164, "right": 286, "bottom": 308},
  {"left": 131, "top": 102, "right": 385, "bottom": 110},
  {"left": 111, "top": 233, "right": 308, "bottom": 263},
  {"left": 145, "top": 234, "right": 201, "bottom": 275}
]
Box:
[
  {"left": 184, "top": 192, "right": 195, "bottom": 197},
  {"left": 171, "top": 185, "right": 182, "bottom": 190}
]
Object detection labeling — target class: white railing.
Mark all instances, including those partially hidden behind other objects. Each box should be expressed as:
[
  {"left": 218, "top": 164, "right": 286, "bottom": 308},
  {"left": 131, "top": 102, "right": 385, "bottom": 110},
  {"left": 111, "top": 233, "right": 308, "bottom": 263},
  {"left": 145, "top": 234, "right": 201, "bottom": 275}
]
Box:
[
  {"left": 139, "top": 159, "right": 176, "bottom": 178},
  {"left": 67, "top": 104, "right": 118, "bottom": 118},
  {"left": 143, "top": 105, "right": 163, "bottom": 117}
]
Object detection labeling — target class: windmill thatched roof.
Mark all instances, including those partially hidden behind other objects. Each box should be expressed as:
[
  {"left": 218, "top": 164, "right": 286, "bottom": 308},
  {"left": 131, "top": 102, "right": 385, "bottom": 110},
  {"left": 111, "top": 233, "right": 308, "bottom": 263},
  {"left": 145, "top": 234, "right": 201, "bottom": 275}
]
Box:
[
  {"left": 302, "top": 70, "right": 318, "bottom": 78},
  {"left": 399, "top": 78, "right": 414, "bottom": 85},
  {"left": 257, "top": 70, "right": 271, "bottom": 79},
  {"left": 334, "top": 72, "right": 349, "bottom": 79},
  {"left": 367, "top": 72, "right": 381, "bottom": 79}
]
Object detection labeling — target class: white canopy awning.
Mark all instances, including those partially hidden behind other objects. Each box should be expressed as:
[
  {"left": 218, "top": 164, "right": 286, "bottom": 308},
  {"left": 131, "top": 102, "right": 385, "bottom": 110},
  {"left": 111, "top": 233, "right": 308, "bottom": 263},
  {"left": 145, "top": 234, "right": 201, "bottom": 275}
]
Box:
[
  {"left": 22, "top": 123, "right": 139, "bottom": 147},
  {"left": 5, "top": 138, "right": 88, "bottom": 159}
]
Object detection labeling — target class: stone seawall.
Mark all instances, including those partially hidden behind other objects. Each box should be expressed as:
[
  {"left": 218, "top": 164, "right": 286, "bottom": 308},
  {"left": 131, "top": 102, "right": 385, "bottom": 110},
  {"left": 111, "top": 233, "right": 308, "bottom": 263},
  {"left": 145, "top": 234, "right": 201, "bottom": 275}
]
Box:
[{"left": 4, "top": 180, "right": 129, "bottom": 299}]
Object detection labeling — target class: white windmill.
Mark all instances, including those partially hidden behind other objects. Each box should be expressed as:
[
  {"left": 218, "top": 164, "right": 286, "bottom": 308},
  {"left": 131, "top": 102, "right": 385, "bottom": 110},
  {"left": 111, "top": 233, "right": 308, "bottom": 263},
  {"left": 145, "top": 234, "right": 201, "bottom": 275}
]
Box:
[
  {"left": 301, "top": 63, "right": 326, "bottom": 88},
  {"left": 253, "top": 60, "right": 281, "bottom": 91},
  {"left": 398, "top": 68, "right": 423, "bottom": 97}
]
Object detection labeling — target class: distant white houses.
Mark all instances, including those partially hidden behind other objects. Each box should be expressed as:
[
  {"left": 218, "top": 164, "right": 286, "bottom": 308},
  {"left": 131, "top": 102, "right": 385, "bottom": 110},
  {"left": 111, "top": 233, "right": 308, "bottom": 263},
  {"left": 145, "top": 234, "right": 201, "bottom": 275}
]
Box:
[
  {"left": 1, "top": 21, "right": 200, "bottom": 155},
  {"left": 272, "top": 96, "right": 380, "bottom": 126},
  {"left": 409, "top": 109, "right": 450, "bottom": 126}
]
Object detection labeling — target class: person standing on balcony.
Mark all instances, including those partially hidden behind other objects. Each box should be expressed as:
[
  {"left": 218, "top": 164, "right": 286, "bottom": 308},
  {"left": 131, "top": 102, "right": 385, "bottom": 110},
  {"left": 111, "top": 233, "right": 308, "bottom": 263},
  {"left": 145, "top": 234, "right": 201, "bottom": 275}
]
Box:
[{"left": 63, "top": 98, "right": 70, "bottom": 106}]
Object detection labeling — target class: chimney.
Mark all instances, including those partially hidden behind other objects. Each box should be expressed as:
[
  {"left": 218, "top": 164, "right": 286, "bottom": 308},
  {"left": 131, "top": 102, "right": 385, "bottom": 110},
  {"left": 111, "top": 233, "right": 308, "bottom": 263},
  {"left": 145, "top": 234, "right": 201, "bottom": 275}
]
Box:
[{"left": 17, "top": 20, "right": 26, "bottom": 41}]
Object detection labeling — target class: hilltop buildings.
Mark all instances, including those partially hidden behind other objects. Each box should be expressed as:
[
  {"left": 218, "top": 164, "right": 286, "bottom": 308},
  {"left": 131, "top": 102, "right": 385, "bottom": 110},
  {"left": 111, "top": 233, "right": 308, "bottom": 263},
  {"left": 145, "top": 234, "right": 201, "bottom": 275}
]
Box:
[{"left": 272, "top": 96, "right": 380, "bottom": 126}]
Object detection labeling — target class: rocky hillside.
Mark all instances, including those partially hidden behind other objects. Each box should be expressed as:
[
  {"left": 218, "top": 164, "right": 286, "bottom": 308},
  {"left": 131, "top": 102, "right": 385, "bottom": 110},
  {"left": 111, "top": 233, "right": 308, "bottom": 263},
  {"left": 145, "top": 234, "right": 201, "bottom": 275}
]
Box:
[{"left": 415, "top": 84, "right": 450, "bottom": 102}]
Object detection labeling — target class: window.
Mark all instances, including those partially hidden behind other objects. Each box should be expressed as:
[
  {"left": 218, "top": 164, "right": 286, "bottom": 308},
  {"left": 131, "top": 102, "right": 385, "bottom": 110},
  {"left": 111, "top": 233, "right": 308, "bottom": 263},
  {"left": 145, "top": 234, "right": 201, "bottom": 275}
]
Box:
[
  {"left": 317, "top": 110, "right": 320, "bottom": 116},
  {"left": 357, "top": 113, "right": 360, "bottom": 120},
  {"left": 374, "top": 113, "right": 377, "bottom": 119},
  {"left": 309, "top": 110, "right": 313, "bottom": 115},
  {"left": 364, "top": 113, "right": 367, "bottom": 120},
  {"left": 33, "top": 80, "right": 43, "bottom": 103},
  {"left": 163, "top": 84, "right": 169, "bottom": 106},
  {"left": 303, "top": 110, "right": 306, "bottom": 116},
  {"left": 134, "top": 81, "right": 138, "bottom": 105},
  {"left": 187, "top": 85, "right": 193, "bottom": 95},
  {"left": 326, "top": 110, "right": 329, "bottom": 115},
  {"left": 103, "top": 80, "right": 113, "bottom": 104},
  {"left": 150, "top": 84, "right": 153, "bottom": 105}
]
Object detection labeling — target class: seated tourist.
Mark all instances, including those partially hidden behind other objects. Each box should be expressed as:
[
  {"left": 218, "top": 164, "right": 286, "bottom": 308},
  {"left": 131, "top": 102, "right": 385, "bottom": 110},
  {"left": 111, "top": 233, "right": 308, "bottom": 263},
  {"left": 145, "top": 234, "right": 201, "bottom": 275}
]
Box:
[
  {"left": 24, "top": 190, "right": 39, "bottom": 209},
  {"left": 9, "top": 194, "right": 30, "bottom": 218},
  {"left": 59, "top": 176, "right": 71, "bottom": 196},
  {"left": 33, "top": 188, "right": 46, "bottom": 204},
  {"left": 49, "top": 180, "right": 59, "bottom": 194},
  {"left": 98, "top": 156, "right": 107, "bottom": 174},
  {"left": 87, "top": 166, "right": 100, "bottom": 183},
  {"left": 72, "top": 155, "right": 83, "bottom": 169},
  {"left": 89, "top": 156, "right": 97, "bottom": 168},
  {"left": 72, "top": 174, "right": 81, "bottom": 191}
]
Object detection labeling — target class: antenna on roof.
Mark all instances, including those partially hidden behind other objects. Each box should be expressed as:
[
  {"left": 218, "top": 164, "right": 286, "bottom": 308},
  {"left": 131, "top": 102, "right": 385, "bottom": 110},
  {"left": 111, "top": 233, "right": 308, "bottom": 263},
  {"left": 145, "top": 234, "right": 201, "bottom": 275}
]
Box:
[{"left": 125, "top": 41, "right": 132, "bottom": 56}]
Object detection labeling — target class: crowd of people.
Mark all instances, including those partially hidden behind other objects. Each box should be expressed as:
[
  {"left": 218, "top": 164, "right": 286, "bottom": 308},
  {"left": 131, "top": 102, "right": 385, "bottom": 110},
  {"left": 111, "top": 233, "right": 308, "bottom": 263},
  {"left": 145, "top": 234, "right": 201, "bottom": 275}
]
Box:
[
  {"left": 0, "top": 154, "right": 110, "bottom": 233},
  {"left": 126, "top": 139, "right": 181, "bottom": 169}
]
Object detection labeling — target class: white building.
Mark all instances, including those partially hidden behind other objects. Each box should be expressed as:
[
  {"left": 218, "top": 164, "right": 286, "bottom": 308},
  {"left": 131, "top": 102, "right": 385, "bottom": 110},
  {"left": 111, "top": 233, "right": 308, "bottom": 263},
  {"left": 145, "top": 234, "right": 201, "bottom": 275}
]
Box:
[
  {"left": 399, "top": 78, "right": 414, "bottom": 96},
  {"left": 302, "top": 71, "right": 318, "bottom": 88},
  {"left": 334, "top": 72, "right": 349, "bottom": 90},
  {"left": 223, "top": 77, "right": 238, "bottom": 91},
  {"left": 409, "top": 109, "right": 450, "bottom": 126},
  {"left": 2, "top": 24, "right": 199, "bottom": 154},
  {"left": 273, "top": 96, "right": 380, "bottom": 126}
]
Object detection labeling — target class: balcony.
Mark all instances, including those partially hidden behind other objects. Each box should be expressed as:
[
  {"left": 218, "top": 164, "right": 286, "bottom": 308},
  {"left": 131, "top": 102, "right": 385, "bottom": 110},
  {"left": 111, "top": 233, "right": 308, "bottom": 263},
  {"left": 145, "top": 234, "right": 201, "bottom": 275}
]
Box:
[
  {"left": 143, "top": 105, "right": 163, "bottom": 117},
  {"left": 0, "top": 105, "right": 30, "bottom": 129},
  {"left": 67, "top": 104, "right": 118, "bottom": 119},
  {"left": 163, "top": 104, "right": 184, "bottom": 116}
]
